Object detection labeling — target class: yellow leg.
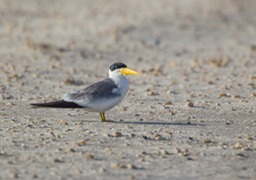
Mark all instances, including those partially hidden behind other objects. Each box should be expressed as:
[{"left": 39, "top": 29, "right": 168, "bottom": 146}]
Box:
[{"left": 99, "top": 112, "right": 112, "bottom": 122}]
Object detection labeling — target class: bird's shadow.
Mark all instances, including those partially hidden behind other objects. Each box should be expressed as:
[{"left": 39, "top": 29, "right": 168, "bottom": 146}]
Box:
[
  {"left": 82, "top": 120, "right": 205, "bottom": 126},
  {"left": 112, "top": 121, "right": 205, "bottom": 126}
]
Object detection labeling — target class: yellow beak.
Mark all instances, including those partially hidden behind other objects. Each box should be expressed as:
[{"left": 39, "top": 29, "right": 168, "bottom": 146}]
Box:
[{"left": 120, "top": 68, "right": 139, "bottom": 76}]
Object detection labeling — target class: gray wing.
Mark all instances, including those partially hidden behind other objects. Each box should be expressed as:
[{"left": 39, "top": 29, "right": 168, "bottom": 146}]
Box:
[{"left": 63, "top": 78, "right": 121, "bottom": 103}]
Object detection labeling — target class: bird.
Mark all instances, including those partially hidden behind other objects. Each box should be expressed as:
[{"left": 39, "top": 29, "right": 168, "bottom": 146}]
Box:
[{"left": 31, "top": 62, "right": 139, "bottom": 122}]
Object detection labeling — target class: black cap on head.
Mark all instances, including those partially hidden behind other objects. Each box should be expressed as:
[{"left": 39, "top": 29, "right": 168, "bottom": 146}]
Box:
[{"left": 109, "top": 62, "right": 127, "bottom": 71}]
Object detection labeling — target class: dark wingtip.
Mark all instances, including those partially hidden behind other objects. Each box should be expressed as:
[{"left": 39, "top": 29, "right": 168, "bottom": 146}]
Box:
[{"left": 30, "top": 100, "right": 84, "bottom": 108}]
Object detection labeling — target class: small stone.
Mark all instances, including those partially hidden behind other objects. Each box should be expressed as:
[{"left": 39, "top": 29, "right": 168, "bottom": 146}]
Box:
[
  {"left": 129, "top": 175, "right": 137, "bottom": 180},
  {"left": 186, "top": 102, "right": 194, "bottom": 107},
  {"left": 246, "top": 136, "right": 253, "bottom": 141},
  {"left": 208, "top": 57, "right": 230, "bottom": 67},
  {"left": 173, "top": 148, "right": 180, "bottom": 154},
  {"left": 233, "top": 142, "right": 245, "bottom": 149},
  {"left": 59, "top": 119, "right": 68, "bottom": 125},
  {"left": 158, "top": 149, "right": 169, "bottom": 156},
  {"left": 6, "top": 102, "right": 14, "bottom": 107},
  {"left": 250, "top": 93, "right": 256, "bottom": 97},
  {"left": 111, "top": 163, "right": 126, "bottom": 169},
  {"left": 164, "top": 101, "right": 173, "bottom": 105},
  {"left": 250, "top": 44, "right": 256, "bottom": 51},
  {"left": 105, "top": 133, "right": 111, "bottom": 137},
  {"left": 165, "top": 131, "right": 173, "bottom": 136},
  {"left": 69, "top": 148, "right": 76, "bottom": 153},
  {"left": 99, "top": 167, "right": 106, "bottom": 173},
  {"left": 147, "top": 91, "right": 159, "bottom": 96},
  {"left": 208, "top": 81, "right": 215, "bottom": 85},
  {"left": 11, "top": 171, "right": 19, "bottom": 178},
  {"left": 203, "top": 139, "right": 212, "bottom": 144},
  {"left": 129, "top": 133, "right": 136, "bottom": 138},
  {"left": 249, "top": 75, "right": 256, "bottom": 80},
  {"left": 127, "top": 163, "right": 137, "bottom": 169},
  {"left": 232, "top": 95, "right": 241, "bottom": 99},
  {"left": 53, "top": 158, "right": 64, "bottom": 163},
  {"left": 76, "top": 140, "right": 86, "bottom": 146},
  {"left": 84, "top": 153, "right": 94, "bottom": 159},
  {"left": 120, "top": 106, "right": 128, "bottom": 111},
  {"left": 174, "top": 148, "right": 189, "bottom": 156},
  {"left": 64, "top": 78, "right": 76, "bottom": 85},
  {"left": 112, "top": 131, "right": 122, "bottom": 137},
  {"left": 154, "top": 67, "right": 165, "bottom": 76},
  {"left": 154, "top": 134, "right": 163, "bottom": 140},
  {"left": 219, "top": 93, "right": 229, "bottom": 98},
  {"left": 248, "top": 83, "right": 255, "bottom": 87}
]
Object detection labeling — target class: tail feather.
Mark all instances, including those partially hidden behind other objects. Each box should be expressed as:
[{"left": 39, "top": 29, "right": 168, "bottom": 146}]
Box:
[{"left": 31, "top": 100, "right": 84, "bottom": 108}]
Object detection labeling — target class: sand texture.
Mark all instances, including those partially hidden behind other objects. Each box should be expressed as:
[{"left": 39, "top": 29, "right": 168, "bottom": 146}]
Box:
[{"left": 0, "top": 0, "right": 256, "bottom": 179}]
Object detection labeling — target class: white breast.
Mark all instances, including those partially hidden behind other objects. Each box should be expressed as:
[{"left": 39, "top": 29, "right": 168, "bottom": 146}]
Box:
[{"left": 112, "top": 75, "right": 129, "bottom": 100}]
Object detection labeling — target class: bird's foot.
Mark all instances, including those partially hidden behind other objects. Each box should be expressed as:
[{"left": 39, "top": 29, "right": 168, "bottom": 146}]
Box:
[
  {"left": 101, "top": 119, "right": 113, "bottom": 123},
  {"left": 99, "top": 112, "right": 113, "bottom": 122}
]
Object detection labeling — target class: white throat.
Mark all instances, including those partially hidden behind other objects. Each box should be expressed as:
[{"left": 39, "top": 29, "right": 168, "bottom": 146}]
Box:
[{"left": 109, "top": 70, "right": 129, "bottom": 99}]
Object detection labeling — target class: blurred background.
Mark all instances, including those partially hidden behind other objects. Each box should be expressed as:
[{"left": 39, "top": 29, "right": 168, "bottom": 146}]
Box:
[
  {"left": 0, "top": 0, "right": 255, "bottom": 100},
  {"left": 1, "top": 0, "right": 256, "bottom": 64}
]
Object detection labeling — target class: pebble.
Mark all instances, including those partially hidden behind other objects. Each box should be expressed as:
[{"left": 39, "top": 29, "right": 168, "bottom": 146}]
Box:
[
  {"left": 64, "top": 78, "right": 78, "bottom": 85},
  {"left": 246, "top": 136, "right": 253, "bottom": 141},
  {"left": 99, "top": 167, "right": 106, "bottom": 173},
  {"left": 120, "top": 106, "right": 128, "bottom": 111},
  {"left": 6, "top": 102, "right": 14, "bottom": 107},
  {"left": 154, "top": 134, "right": 164, "bottom": 140},
  {"left": 127, "top": 163, "right": 138, "bottom": 169},
  {"left": 164, "top": 101, "right": 173, "bottom": 105},
  {"left": 84, "top": 153, "right": 94, "bottom": 160},
  {"left": 208, "top": 81, "right": 215, "bottom": 85},
  {"left": 208, "top": 57, "right": 230, "bottom": 67},
  {"left": 232, "top": 95, "right": 241, "bottom": 99},
  {"left": 147, "top": 91, "right": 159, "bottom": 96},
  {"left": 186, "top": 102, "right": 194, "bottom": 107},
  {"left": 76, "top": 140, "right": 87, "bottom": 146},
  {"left": 69, "top": 148, "right": 76, "bottom": 153},
  {"left": 250, "top": 92, "right": 256, "bottom": 97},
  {"left": 219, "top": 93, "right": 229, "bottom": 98},
  {"left": 158, "top": 149, "right": 170, "bottom": 156},
  {"left": 233, "top": 142, "right": 245, "bottom": 149},
  {"left": 107, "top": 131, "right": 123, "bottom": 137},
  {"left": 165, "top": 131, "right": 173, "bottom": 136},
  {"left": 173, "top": 147, "right": 189, "bottom": 157},
  {"left": 10, "top": 171, "right": 19, "bottom": 178},
  {"left": 111, "top": 163, "right": 138, "bottom": 169},
  {"left": 203, "top": 139, "right": 212, "bottom": 144},
  {"left": 111, "top": 162, "right": 126, "bottom": 169},
  {"left": 59, "top": 119, "right": 68, "bottom": 125},
  {"left": 113, "top": 131, "right": 122, "bottom": 137},
  {"left": 129, "top": 133, "right": 136, "bottom": 138},
  {"left": 53, "top": 158, "right": 65, "bottom": 163},
  {"left": 249, "top": 75, "right": 256, "bottom": 80}
]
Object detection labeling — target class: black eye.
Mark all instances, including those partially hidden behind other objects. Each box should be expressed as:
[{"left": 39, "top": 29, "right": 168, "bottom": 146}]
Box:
[{"left": 110, "top": 62, "right": 127, "bottom": 71}]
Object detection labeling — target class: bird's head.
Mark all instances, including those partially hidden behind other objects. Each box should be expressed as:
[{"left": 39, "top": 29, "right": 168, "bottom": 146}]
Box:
[{"left": 109, "top": 62, "right": 139, "bottom": 78}]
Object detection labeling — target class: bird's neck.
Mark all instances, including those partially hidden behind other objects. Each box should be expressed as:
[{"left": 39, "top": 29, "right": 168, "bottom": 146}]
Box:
[{"left": 110, "top": 75, "right": 129, "bottom": 98}]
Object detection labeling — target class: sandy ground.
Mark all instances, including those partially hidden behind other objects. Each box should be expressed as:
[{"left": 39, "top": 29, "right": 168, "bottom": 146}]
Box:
[{"left": 0, "top": 0, "right": 256, "bottom": 179}]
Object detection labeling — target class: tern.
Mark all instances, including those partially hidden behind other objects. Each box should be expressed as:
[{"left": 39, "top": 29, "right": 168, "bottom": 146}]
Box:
[{"left": 31, "top": 62, "right": 139, "bottom": 122}]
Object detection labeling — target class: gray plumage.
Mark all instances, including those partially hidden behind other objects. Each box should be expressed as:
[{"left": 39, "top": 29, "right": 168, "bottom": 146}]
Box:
[
  {"left": 65, "top": 78, "right": 121, "bottom": 102},
  {"left": 31, "top": 78, "right": 121, "bottom": 110}
]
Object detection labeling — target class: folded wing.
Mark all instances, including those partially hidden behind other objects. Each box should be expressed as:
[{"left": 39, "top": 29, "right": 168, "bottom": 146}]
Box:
[{"left": 63, "top": 78, "right": 121, "bottom": 104}]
